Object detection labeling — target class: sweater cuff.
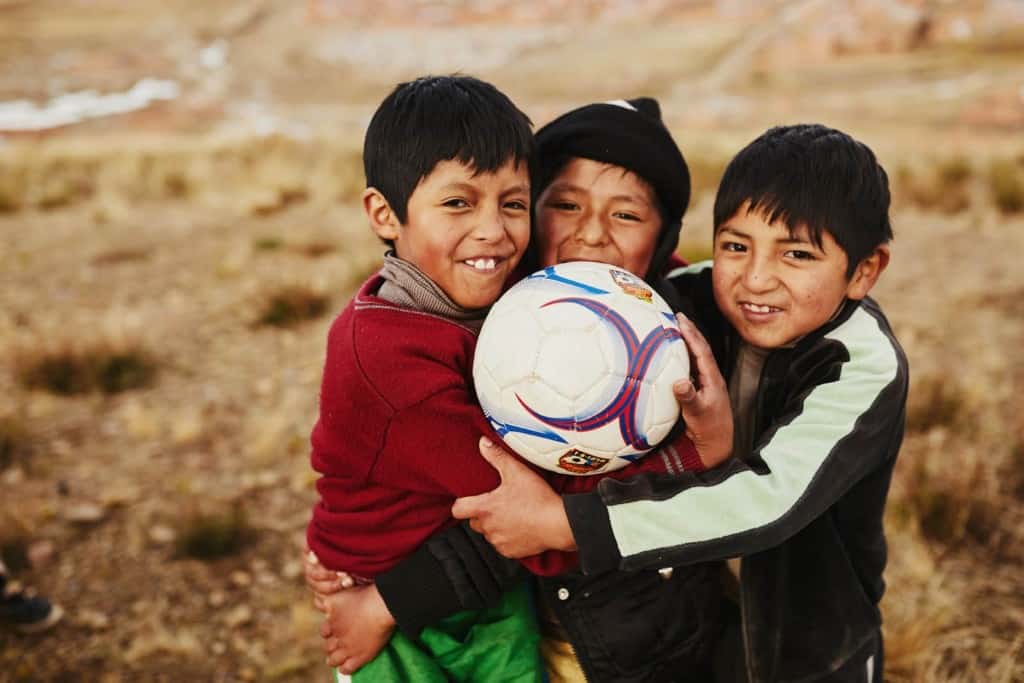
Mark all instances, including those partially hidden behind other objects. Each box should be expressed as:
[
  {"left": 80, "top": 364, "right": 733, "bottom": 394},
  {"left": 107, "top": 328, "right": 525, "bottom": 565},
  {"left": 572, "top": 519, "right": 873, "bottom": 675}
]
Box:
[
  {"left": 563, "top": 491, "right": 622, "bottom": 575},
  {"left": 672, "top": 434, "right": 707, "bottom": 473},
  {"left": 375, "top": 547, "right": 461, "bottom": 638}
]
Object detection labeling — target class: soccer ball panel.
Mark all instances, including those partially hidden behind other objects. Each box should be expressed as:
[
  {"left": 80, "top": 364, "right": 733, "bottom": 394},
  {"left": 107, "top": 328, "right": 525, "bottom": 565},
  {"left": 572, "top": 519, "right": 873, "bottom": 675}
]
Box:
[
  {"left": 534, "top": 329, "right": 609, "bottom": 400},
  {"left": 475, "top": 306, "right": 542, "bottom": 390}
]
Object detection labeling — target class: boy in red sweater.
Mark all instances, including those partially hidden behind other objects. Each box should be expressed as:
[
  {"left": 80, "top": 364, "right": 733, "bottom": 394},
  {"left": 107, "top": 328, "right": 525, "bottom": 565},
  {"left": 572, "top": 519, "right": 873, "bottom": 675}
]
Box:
[
  {"left": 307, "top": 82, "right": 728, "bottom": 682},
  {"left": 306, "top": 74, "right": 544, "bottom": 683}
]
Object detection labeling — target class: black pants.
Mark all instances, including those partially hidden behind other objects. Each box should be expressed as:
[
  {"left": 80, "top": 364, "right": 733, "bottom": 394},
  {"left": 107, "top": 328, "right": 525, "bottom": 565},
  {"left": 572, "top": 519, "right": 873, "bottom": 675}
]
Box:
[{"left": 712, "top": 601, "right": 884, "bottom": 682}]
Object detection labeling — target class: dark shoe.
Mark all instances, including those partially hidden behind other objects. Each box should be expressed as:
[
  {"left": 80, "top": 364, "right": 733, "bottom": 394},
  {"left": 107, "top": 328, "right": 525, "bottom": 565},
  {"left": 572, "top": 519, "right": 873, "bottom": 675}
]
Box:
[{"left": 0, "top": 586, "right": 64, "bottom": 634}]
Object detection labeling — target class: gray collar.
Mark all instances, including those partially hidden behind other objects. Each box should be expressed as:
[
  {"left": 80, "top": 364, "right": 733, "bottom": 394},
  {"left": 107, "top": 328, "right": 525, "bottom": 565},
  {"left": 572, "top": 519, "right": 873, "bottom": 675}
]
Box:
[{"left": 376, "top": 253, "right": 487, "bottom": 333}]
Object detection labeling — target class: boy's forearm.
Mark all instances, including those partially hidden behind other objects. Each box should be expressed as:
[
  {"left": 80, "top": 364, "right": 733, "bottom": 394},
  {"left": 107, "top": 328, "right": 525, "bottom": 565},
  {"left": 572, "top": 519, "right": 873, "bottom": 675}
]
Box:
[
  {"left": 375, "top": 522, "right": 526, "bottom": 637},
  {"left": 563, "top": 491, "right": 622, "bottom": 575},
  {"left": 375, "top": 543, "right": 465, "bottom": 637}
]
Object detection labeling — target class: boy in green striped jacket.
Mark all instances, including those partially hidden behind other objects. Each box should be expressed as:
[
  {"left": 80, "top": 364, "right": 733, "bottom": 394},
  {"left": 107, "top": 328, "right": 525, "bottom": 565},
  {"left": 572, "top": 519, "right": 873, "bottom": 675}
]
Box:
[{"left": 450, "top": 123, "right": 907, "bottom": 682}]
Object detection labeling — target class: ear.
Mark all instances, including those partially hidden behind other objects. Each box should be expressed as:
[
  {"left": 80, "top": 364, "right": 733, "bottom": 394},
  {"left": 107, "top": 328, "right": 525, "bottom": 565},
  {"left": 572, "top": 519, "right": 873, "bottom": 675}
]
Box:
[
  {"left": 363, "top": 188, "right": 401, "bottom": 242},
  {"left": 845, "top": 244, "right": 890, "bottom": 300}
]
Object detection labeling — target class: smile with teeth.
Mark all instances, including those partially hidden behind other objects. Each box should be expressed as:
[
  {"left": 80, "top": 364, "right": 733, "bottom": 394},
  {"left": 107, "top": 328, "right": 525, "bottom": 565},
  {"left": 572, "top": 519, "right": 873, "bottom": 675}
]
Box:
[
  {"left": 741, "top": 302, "right": 781, "bottom": 314},
  {"left": 464, "top": 257, "right": 501, "bottom": 272}
]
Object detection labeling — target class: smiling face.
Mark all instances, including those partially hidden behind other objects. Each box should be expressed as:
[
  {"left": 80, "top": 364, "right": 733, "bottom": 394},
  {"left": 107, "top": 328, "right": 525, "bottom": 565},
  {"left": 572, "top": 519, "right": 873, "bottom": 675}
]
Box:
[
  {"left": 366, "top": 158, "right": 531, "bottom": 309},
  {"left": 712, "top": 205, "right": 888, "bottom": 349},
  {"left": 535, "top": 158, "right": 663, "bottom": 277}
]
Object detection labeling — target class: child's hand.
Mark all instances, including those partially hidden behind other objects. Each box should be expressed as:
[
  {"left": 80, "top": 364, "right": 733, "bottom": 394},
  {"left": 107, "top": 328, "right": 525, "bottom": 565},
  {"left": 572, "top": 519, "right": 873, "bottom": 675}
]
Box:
[
  {"left": 673, "top": 313, "right": 733, "bottom": 469},
  {"left": 304, "top": 550, "right": 355, "bottom": 605},
  {"left": 452, "top": 436, "right": 576, "bottom": 557},
  {"left": 320, "top": 584, "right": 395, "bottom": 675}
]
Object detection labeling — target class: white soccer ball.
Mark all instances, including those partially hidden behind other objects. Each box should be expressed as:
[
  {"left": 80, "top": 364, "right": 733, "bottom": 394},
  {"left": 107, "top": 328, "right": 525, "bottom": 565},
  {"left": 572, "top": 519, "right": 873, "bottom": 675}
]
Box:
[{"left": 473, "top": 261, "right": 689, "bottom": 476}]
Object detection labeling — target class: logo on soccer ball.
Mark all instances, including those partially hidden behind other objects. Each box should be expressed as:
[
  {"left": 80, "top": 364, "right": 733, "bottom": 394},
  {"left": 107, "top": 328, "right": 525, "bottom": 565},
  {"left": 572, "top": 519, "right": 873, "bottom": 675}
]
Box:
[
  {"left": 557, "top": 449, "right": 610, "bottom": 474},
  {"left": 610, "top": 269, "right": 653, "bottom": 303}
]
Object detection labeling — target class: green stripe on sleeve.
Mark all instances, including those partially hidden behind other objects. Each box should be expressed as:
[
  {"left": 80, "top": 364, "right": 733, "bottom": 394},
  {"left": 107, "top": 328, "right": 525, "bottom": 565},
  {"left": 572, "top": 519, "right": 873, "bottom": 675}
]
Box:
[{"left": 607, "top": 306, "right": 901, "bottom": 559}]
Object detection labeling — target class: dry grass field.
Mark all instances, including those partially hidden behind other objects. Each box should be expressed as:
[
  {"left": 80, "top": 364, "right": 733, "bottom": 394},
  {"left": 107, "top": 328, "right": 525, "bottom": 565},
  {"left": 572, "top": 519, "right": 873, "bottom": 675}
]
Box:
[{"left": 2, "top": 1, "right": 1023, "bottom": 681}]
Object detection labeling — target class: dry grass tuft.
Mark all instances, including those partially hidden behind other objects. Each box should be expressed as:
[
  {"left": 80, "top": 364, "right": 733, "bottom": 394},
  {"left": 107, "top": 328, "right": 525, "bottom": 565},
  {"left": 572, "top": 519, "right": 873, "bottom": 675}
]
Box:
[
  {"left": 1008, "top": 440, "right": 1024, "bottom": 502},
  {"left": 904, "top": 374, "right": 967, "bottom": 434},
  {"left": 0, "top": 134, "right": 365, "bottom": 215},
  {"left": 250, "top": 188, "right": 311, "bottom": 217},
  {"left": 174, "top": 502, "right": 253, "bottom": 560},
  {"left": 256, "top": 286, "right": 330, "bottom": 328},
  {"left": 897, "top": 158, "right": 973, "bottom": 214},
  {"left": 907, "top": 464, "right": 995, "bottom": 544},
  {"left": 936, "top": 156, "right": 972, "bottom": 187},
  {"left": 0, "top": 415, "right": 31, "bottom": 470},
  {"left": 293, "top": 241, "right": 336, "bottom": 259},
  {"left": 91, "top": 247, "right": 151, "bottom": 266},
  {"left": 96, "top": 350, "right": 159, "bottom": 394},
  {"left": 254, "top": 237, "right": 284, "bottom": 251},
  {"left": 18, "top": 343, "right": 159, "bottom": 396},
  {"left": 988, "top": 159, "right": 1024, "bottom": 214}
]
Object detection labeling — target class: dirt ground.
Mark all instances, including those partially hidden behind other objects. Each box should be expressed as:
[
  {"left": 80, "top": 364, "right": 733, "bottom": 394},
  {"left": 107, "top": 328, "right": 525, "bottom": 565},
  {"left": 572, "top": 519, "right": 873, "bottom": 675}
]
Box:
[{"left": 2, "top": 1, "right": 1023, "bottom": 681}]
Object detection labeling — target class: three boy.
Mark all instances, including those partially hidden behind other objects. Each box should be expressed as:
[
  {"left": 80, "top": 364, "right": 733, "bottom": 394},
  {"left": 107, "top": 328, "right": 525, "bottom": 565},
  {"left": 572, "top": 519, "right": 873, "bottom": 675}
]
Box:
[{"left": 317, "top": 118, "right": 907, "bottom": 682}]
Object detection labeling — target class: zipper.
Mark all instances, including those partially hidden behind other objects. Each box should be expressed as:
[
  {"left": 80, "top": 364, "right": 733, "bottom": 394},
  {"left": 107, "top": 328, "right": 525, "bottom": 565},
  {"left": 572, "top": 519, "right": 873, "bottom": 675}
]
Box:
[
  {"left": 738, "top": 559, "right": 756, "bottom": 682},
  {"left": 738, "top": 345, "right": 779, "bottom": 683},
  {"left": 543, "top": 580, "right": 592, "bottom": 682}
]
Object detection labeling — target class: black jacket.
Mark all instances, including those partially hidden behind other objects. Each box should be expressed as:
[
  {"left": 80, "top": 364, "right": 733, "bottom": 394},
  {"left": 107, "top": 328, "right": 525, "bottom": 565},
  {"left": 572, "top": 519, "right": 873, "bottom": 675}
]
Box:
[
  {"left": 566, "top": 264, "right": 909, "bottom": 681},
  {"left": 377, "top": 523, "right": 721, "bottom": 683}
]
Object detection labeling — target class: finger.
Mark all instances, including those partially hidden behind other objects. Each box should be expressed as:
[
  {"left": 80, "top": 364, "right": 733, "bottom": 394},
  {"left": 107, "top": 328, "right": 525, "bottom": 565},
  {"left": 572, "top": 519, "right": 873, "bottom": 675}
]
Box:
[
  {"left": 305, "top": 549, "right": 324, "bottom": 571},
  {"left": 467, "top": 516, "right": 485, "bottom": 535},
  {"left": 307, "top": 563, "right": 336, "bottom": 582},
  {"left": 337, "top": 572, "right": 355, "bottom": 589},
  {"left": 313, "top": 594, "right": 326, "bottom": 612},
  {"left": 675, "top": 313, "right": 720, "bottom": 390},
  {"left": 305, "top": 552, "right": 340, "bottom": 592},
  {"left": 338, "top": 657, "right": 359, "bottom": 675},
  {"left": 479, "top": 435, "right": 537, "bottom": 481},
  {"left": 309, "top": 579, "right": 341, "bottom": 595},
  {"left": 672, "top": 378, "right": 697, "bottom": 405},
  {"left": 322, "top": 636, "right": 340, "bottom": 654},
  {"left": 320, "top": 619, "right": 334, "bottom": 638},
  {"left": 328, "top": 649, "right": 348, "bottom": 668},
  {"left": 452, "top": 493, "right": 488, "bottom": 520},
  {"left": 477, "top": 435, "right": 514, "bottom": 474}
]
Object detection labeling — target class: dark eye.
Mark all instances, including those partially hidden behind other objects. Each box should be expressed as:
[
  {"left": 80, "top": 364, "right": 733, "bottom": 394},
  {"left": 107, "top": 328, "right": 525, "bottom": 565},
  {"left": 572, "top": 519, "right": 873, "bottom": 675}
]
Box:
[
  {"left": 613, "top": 212, "right": 641, "bottom": 222},
  {"left": 719, "top": 241, "right": 746, "bottom": 253},
  {"left": 443, "top": 198, "right": 469, "bottom": 209},
  {"left": 786, "top": 249, "right": 816, "bottom": 261},
  {"left": 505, "top": 200, "right": 528, "bottom": 211},
  {"left": 548, "top": 201, "right": 578, "bottom": 211}
]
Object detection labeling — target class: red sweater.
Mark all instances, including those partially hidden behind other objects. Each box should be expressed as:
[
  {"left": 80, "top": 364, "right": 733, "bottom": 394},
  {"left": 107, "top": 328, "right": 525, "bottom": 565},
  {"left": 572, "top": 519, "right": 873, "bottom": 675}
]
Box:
[{"left": 307, "top": 275, "right": 704, "bottom": 578}]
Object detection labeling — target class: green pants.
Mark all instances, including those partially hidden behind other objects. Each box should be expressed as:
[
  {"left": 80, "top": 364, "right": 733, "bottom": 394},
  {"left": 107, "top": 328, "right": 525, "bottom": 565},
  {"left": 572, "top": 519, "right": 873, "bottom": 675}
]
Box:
[{"left": 337, "top": 581, "right": 543, "bottom": 683}]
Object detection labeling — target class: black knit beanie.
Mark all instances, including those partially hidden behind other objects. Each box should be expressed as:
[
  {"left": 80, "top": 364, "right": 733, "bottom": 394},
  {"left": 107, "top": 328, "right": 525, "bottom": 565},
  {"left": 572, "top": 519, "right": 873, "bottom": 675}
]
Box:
[{"left": 534, "top": 97, "right": 690, "bottom": 281}]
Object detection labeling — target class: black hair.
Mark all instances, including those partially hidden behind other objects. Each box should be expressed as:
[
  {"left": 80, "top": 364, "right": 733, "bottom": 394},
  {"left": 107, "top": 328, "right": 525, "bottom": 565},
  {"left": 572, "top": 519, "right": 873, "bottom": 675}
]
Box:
[
  {"left": 713, "top": 124, "right": 893, "bottom": 277},
  {"left": 363, "top": 75, "right": 535, "bottom": 226}
]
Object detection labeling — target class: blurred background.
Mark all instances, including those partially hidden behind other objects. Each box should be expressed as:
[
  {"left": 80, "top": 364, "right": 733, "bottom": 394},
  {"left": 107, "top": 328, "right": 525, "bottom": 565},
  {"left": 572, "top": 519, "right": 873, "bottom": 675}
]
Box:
[{"left": 1, "top": 1, "right": 1023, "bottom": 681}]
